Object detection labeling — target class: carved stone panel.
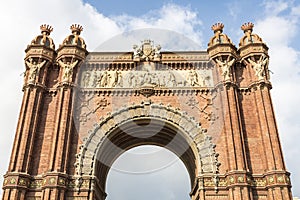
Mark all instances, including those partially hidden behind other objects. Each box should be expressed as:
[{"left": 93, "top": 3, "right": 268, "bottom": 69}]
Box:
[{"left": 79, "top": 63, "right": 213, "bottom": 89}]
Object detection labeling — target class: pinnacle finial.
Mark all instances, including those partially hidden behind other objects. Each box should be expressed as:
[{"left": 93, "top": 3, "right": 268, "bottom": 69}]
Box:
[
  {"left": 40, "top": 24, "right": 53, "bottom": 35},
  {"left": 211, "top": 22, "right": 224, "bottom": 33},
  {"left": 241, "top": 22, "right": 254, "bottom": 32},
  {"left": 70, "top": 24, "right": 83, "bottom": 34}
]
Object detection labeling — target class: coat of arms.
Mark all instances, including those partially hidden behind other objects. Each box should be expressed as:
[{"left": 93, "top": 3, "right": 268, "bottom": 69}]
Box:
[{"left": 133, "top": 39, "right": 161, "bottom": 61}]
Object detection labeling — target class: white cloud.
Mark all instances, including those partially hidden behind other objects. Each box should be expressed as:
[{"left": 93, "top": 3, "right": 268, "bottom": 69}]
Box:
[
  {"left": 291, "top": 5, "right": 300, "bottom": 16},
  {"left": 113, "top": 3, "right": 203, "bottom": 48},
  {"left": 256, "top": 16, "right": 297, "bottom": 46},
  {"left": 262, "top": 0, "right": 290, "bottom": 16}
]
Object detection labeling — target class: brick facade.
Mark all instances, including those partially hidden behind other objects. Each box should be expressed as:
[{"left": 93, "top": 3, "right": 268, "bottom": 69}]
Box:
[{"left": 2, "top": 23, "right": 293, "bottom": 200}]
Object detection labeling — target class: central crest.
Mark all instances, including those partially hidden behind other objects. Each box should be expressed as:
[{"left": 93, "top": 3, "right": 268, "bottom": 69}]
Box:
[
  {"left": 142, "top": 39, "right": 153, "bottom": 56},
  {"left": 133, "top": 39, "right": 161, "bottom": 61}
]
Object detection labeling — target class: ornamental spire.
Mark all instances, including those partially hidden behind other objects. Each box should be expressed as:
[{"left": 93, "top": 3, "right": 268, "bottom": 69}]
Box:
[
  {"left": 60, "top": 24, "right": 86, "bottom": 49},
  {"left": 29, "top": 24, "right": 55, "bottom": 49},
  {"left": 241, "top": 22, "right": 254, "bottom": 33},
  {"left": 239, "top": 22, "right": 263, "bottom": 46},
  {"left": 211, "top": 22, "right": 224, "bottom": 33},
  {"left": 208, "top": 22, "right": 233, "bottom": 47},
  {"left": 40, "top": 24, "right": 53, "bottom": 35},
  {"left": 70, "top": 24, "right": 83, "bottom": 35}
]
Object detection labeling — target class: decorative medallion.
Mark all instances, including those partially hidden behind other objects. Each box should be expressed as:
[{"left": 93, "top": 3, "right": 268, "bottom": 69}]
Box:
[
  {"left": 58, "top": 178, "right": 66, "bottom": 186},
  {"left": 237, "top": 176, "right": 244, "bottom": 183},
  {"left": 10, "top": 178, "right": 16, "bottom": 184},
  {"left": 277, "top": 176, "right": 284, "bottom": 183},
  {"left": 19, "top": 178, "right": 27, "bottom": 186},
  {"left": 49, "top": 177, "right": 56, "bottom": 185}
]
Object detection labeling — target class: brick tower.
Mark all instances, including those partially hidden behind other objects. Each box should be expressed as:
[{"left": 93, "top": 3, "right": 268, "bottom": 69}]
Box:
[{"left": 2, "top": 23, "right": 292, "bottom": 200}]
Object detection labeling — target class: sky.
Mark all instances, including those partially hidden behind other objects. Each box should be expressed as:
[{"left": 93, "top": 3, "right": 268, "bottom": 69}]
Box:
[{"left": 0, "top": 0, "right": 300, "bottom": 199}]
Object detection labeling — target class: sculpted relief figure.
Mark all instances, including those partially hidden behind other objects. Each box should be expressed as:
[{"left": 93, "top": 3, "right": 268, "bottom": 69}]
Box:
[
  {"left": 153, "top": 45, "right": 161, "bottom": 59},
  {"left": 151, "top": 73, "right": 159, "bottom": 86},
  {"left": 58, "top": 59, "right": 78, "bottom": 82},
  {"left": 112, "top": 71, "right": 123, "bottom": 87},
  {"left": 82, "top": 72, "right": 91, "bottom": 87},
  {"left": 100, "top": 71, "right": 111, "bottom": 87},
  {"left": 187, "top": 70, "right": 200, "bottom": 86},
  {"left": 215, "top": 57, "right": 235, "bottom": 81},
  {"left": 91, "top": 72, "right": 99, "bottom": 87},
  {"left": 133, "top": 44, "right": 141, "bottom": 59},
  {"left": 137, "top": 73, "right": 144, "bottom": 87},
  {"left": 166, "top": 70, "right": 177, "bottom": 87},
  {"left": 247, "top": 55, "right": 268, "bottom": 80},
  {"left": 25, "top": 58, "right": 47, "bottom": 83},
  {"left": 126, "top": 71, "right": 135, "bottom": 87},
  {"left": 142, "top": 71, "right": 154, "bottom": 85}
]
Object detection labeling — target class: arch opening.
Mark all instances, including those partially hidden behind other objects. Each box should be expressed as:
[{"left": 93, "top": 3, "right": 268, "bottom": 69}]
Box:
[
  {"left": 94, "top": 118, "right": 199, "bottom": 193},
  {"left": 106, "top": 145, "right": 191, "bottom": 200}
]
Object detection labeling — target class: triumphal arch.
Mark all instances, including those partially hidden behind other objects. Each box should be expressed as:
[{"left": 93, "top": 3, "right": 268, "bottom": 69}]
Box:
[{"left": 2, "top": 22, "right": 293, "bottom": 199}]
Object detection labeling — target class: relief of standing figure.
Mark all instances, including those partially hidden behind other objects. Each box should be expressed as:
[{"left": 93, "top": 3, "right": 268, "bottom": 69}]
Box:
[
  {"left": 166, "top": 70, "right": 177, "bottom": 87},
  {"left": 215, "top": 57, "right": 235, "bottom": 81},
  {"left": 25, "top": 58, "right": 47, "bottom": 83},
  {"left": 100, "top": 71, "right": 111, "bottom": 87},
  {"left": 133, "top": 44, "right": 141, "bottom": 59},
  {"left": 82, "top": 72, "right": 90, "bottom": 87},
  {"left": 247, "top": 55, "right": 268, "bottom": 80},
  {"left": 112, "top": 71, "right": 123, "bottom": 87},
  {"left": 187, "top": 70, "right": 200, "bottom": 86},
  {"left": 127, "top": 71, "right": 135, "bottom": 87},
  {"left": 58, "top": 59, "right": 78, "bottom": 82},
  {"left": 92, "top": 72, "right": 99, "bottom": 88}
]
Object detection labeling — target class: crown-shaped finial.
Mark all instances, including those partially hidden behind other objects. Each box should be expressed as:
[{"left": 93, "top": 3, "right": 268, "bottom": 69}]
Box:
[
  {"left": 70, "top": 24, "right": 83, "bottom": 34},
  {"left": 211, "top": 22, "right": 224, "bottom": 32},
  {"left": 40, "top": 24, "right": 53, "bottom": 35},
  {"left": 241, "top": 22, "right": 254, "bottom": 32}
]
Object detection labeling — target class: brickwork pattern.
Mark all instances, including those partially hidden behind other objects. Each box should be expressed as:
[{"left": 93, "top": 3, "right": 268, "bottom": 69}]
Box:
[{"left": 2, "top": 24, "right": 293, "bottom": 200}]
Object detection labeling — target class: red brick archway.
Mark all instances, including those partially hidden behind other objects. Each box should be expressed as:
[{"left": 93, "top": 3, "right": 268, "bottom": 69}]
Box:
[{"left": 75, "top": 101, "right": 219, "bottom": 199}]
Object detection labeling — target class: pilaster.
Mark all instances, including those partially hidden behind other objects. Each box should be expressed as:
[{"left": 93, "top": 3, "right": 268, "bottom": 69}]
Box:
[
  {"left": 3, "top": 25, "right": 56, "bottom": 200},
  {"left": 207, "top": 23, "right": 251, "bottom": 200},
  {"left": 42, "top": 24, "right": 88, "bottom": 200},
  {"left": 238, "top": 22, "right": 292, "bottom": 200}
]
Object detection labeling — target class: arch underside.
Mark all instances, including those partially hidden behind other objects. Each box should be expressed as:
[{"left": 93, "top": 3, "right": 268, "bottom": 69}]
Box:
[
  {"left": 75, "top": 101, "right": 220, "bottom": 195},
  {"left": 97, "top": 118, "right": 197, "bottom": 188}
]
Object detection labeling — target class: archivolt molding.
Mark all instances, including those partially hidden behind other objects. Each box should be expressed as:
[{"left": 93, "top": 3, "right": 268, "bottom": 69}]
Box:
[{"left": 74, "top": 100, "right": 220, "bottom": 189}]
